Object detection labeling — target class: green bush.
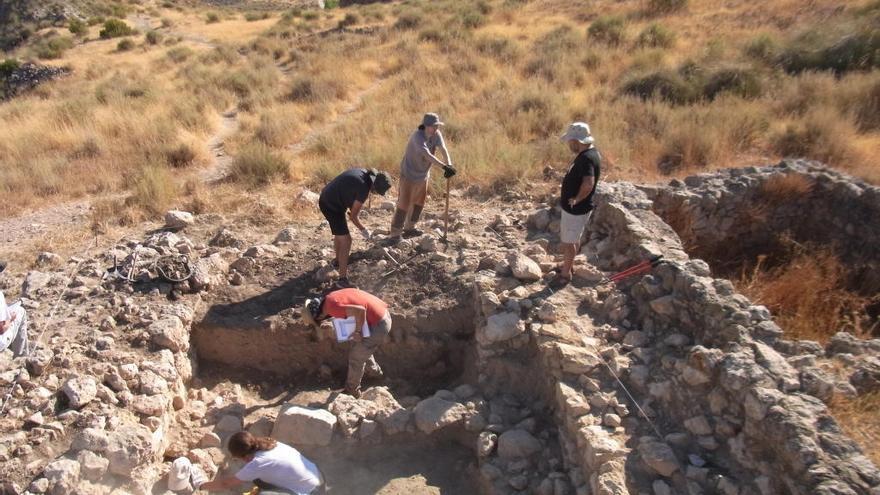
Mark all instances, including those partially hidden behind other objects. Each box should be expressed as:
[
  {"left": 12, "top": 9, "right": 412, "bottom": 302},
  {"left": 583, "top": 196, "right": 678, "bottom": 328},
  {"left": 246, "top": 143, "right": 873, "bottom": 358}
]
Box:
[
  {"left": 637, "top": 23, "right": 675, "bottom": 48},
  {"left": 87, "top": 16, "right": 104, "bottom": 26},
  {"left": 744, "top": 33, "right": 778, "bottom": 62},
  {"left": 206, "top": 12, "right": 220, "bottom": 24},
  {"left": 0, "top": 59, "right": 20, "bottom": 78},
  {"left": 245, "top": 12, "right": 270, "bottom": 21},
  {"left": 117, "top": 38, "right": 135, "bottom": 51},
  {"left": 338, "top": 13, "right": 359, "bottom": 28},
  {"left": 325, "top": 0, "right": 340, "bottom": 8},
  {"left": 621, "top": 70, "right": 697, "bottom": 104},
  {"left": 35, "top": 36, "right": 75, "bottom": 59},
  {"left": 779, "top": 30, "right": 880, "bottom": 75},
  {"left": 100, "top": 19, "right": 134, "bottom": 39},
  {"left": 476, "top": 36, "right": 519, "bottom": 62},
  {"left": 647, "top": 0, "right": 688, "bottom": 14},
  {"left": 161, "top": 18, "right": 174, "bottom": 28},
  {"left": 459, "top": 10, "right": 487, "bottom": 29},
  {"left": 302, "top": 11, "right": 320, "bottom": 21},
  {"left": 419, "top": 28, "right": 448, "bottom": 43},
  {"left": 145, "top": 30, "right": 162, "bottom": 45},
  {"left": 588, "top": 16, "right": 626, "bottom": 46},
  {"left": 68, "top": 19, "right": 88, "bottom": 36},
  {"left": 230, "top": 143, "right": 289, "bottom": 186},
  {"left": 394, "top": 11, "right": 423, "bottom": 30},
  {"left": 702, "top": 67, "right": 763, "bottom": 100}
]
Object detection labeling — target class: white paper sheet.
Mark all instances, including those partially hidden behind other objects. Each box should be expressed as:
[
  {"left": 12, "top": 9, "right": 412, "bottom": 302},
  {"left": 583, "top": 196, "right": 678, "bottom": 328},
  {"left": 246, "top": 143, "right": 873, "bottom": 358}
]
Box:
[{"left": 332, "top": 317, "right": 371, "bottom": 342}]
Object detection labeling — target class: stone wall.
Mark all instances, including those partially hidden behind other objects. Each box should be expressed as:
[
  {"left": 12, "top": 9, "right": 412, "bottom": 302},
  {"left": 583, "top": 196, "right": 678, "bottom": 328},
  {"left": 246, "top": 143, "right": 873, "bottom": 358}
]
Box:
[
  {"left": 646, "top": 159, "right": 880, "bottom": 292},
  {"left": 581, "top": 181, "right": 880, "bottom": 494}
]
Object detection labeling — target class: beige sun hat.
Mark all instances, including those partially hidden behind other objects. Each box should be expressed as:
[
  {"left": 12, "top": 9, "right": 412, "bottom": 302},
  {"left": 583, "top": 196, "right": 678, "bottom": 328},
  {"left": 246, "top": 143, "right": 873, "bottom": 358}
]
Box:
[
  {"left": 168, "top": 457, "right": 193, "bottom": 491},
  {"left": 560, "top": 122, "right": 595, "bottom": 145}
]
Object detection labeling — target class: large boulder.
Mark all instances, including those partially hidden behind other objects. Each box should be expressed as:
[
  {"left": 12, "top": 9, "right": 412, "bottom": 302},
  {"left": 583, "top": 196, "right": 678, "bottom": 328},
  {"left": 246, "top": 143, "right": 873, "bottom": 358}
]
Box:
[
  {"left": 22, "top": 271, "right": 53, "bottom": 298},
  {"left": 272, "top": 406, "right": 337, "bottom": 446},
  {"left": 497, "top": 429, "right": 542, "bottom": 459},
  {"left": 413, "top": 396, "right": 468, "bottom": 434},
  {"left": 148, "top": 316, "right": 189, "bottom": 352},
  {"left": 164, "top": 210, "right": 194, "bottom": 230},
  {"left": 61, "top": 376, "right": 97, "bottom": 409},
  {"left": 638, "top": 437, "right": 679, "bottom": 477},
  {"left": 508, "top": 253, "right": 542, "bottom": 282},
  {"left": 43, "top": 458, "right": 80, "bottom": 495},
  {"left": 477, "top": 312, "right": 525, "bottom": 346},
  {"left": 105, "top": 423, "right": 158, "bottom": 476}
]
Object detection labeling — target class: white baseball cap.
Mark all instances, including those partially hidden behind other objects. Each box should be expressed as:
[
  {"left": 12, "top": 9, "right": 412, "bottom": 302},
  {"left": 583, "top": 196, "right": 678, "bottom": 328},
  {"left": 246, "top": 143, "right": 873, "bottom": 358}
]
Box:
[
  {"left": 168, "top": 457, "right": 193, "bottom": 491},
  {"left": 560, "top": 122, "right": 595, "bottom": 145}
]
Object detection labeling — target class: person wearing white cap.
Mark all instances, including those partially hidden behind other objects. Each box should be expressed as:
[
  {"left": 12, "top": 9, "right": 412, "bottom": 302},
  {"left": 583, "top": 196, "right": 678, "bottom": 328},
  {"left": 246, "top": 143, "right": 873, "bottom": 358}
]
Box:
[
  {"left": 0, "top": 261, "right": 30, "bottom": 357},
  {"left": 196, "top": 431, "right": 323, "bottom": 494},
  {"left": 552, "top": 122, "right": 601, "bottom": 288},
  {"left": 388, "top": 112, "right": 456, "bottom": 240},
  {"left": 168, "top": 457, "right": 208, "bottom": 492}
]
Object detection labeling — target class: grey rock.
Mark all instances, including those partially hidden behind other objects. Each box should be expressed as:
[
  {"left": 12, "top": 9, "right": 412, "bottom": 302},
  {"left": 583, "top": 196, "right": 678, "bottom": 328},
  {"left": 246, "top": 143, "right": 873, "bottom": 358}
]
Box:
[
  {"left": 272, "top": 406, "right": 336, "bottom": 446},
  {"left": 413, "top": 397, "right": 468, "bottom": 434},
  {"left": 498, "top": 429, "right": 542, "bottom": 459},
  {"left": 61, "top": 376, "right": 97, "bottom": 409}
]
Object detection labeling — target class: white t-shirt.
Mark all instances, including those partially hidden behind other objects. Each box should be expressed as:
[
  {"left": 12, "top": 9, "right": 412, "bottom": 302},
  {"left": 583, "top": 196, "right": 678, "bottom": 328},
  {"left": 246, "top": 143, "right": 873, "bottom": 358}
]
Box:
[
  {"left": 0, "top": 291, "right": 8, "bottom": 322},
  {"left": 235, "top": 442, "right": 321, "bottom": 494}
]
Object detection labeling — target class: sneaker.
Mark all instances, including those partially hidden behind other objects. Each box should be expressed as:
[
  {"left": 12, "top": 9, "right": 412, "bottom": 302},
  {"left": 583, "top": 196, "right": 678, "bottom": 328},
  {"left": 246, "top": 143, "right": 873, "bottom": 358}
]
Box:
[
  {"left": 402, "top": 228, "right": 424, "bottom": 238},
  {"left": 344, "top": 386, "right": 361, "bottom": 399},
  {"left": 380, "top": 235, "right": 402, "bottom": 246},
  {"left": 333, "top": 277, "right": 354, "bottom": 289}
]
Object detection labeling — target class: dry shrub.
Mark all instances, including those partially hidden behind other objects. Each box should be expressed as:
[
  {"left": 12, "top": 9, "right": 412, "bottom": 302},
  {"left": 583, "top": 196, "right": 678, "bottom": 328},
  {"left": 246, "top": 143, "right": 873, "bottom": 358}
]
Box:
[
  {"left": 772, "top": 109, "right": 860, "bottom": 165},
  {"left": 129, "top": 165, "right": 179, "bottom": 216},
  {"left": 738, "top": 246, "right": 878, "bottom": 342},
  {"left": 165, "top": 143, "right": 197, "bottom": 168},
  {"left": 758, "top": 173, "right": 814, "bottom": 205},
  {"left": 229, "top": 143, "right": 289, "bottom": 186},
  {"left": 829, "top": 392, "right": 880, "bottom": 466}
]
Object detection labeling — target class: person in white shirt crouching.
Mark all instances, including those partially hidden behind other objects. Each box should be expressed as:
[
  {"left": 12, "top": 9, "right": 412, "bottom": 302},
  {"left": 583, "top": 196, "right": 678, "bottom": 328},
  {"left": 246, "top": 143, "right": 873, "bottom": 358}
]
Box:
[{"left": 196, "top": 431, "right": 324, "bottom": 494}]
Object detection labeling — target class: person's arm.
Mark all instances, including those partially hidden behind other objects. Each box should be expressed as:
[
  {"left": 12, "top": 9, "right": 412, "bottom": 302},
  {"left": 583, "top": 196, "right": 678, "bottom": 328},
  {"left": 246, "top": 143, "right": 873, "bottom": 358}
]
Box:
[
  {"left": 341, "top": 304, "right": 367, "bottom": 342},
  {"left": 197, "top": 476, "right": 245, "bottom": 492},
  {"left": 436, "top": 131, "right": 452, "bottom": 167},
  {"left": 567, "top": 176, "right": 596, "bottom": 207},
  {"left": 420, "top": 142, "right": 448, "bottom": 169},
  {"left": 348, "top": 201, "right": 367, "bottom": 232}
]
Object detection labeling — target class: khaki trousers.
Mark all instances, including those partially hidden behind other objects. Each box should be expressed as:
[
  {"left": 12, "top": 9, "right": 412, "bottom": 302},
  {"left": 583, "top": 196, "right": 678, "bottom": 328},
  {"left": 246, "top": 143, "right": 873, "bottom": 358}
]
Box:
[
  {"left": 346, "top": 313, "right": 392, "bottom": 392},
  {"left": 391, "top": 177, "right": 428, "bottom": 234}
]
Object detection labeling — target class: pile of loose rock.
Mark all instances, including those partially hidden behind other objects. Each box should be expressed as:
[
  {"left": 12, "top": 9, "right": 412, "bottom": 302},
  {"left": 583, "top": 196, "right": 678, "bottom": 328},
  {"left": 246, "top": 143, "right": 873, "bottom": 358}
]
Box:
[{"left": 0, "top": 160, "right": 878, "bottom": 495}]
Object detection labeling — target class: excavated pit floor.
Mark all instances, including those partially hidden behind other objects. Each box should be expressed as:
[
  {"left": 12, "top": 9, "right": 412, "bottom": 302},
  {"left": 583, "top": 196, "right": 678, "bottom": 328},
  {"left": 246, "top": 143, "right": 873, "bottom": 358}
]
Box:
[{"left": 176, "top": 255, "right": 503, "bottom": 494}]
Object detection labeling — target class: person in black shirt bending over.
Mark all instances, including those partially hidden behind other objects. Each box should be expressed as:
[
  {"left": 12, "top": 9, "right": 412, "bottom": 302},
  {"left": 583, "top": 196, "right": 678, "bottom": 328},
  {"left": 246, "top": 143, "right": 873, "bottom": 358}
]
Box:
[
  {"left": 552, "top": 122, "right": 601, "bottom": 288},
  {"left": 318, "top": 168, "right": 392, "bottom": 287}
]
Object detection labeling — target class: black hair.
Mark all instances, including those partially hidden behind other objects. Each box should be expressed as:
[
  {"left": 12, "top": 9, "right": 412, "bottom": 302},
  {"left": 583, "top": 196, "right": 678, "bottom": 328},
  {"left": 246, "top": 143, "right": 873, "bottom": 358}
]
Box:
[{"left": 418, "top": 124, "right": 425, "bottom": 131}]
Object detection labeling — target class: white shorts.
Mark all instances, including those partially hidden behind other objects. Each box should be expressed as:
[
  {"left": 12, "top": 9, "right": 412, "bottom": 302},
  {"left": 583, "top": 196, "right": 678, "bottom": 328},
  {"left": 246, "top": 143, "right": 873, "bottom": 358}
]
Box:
[{"left": 560, "top": 210, "right": 592, "bottom": 244}]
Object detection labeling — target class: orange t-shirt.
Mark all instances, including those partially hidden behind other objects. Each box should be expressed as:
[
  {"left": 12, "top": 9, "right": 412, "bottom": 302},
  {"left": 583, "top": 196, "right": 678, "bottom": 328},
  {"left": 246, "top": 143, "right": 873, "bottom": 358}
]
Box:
[{"left": 324, "top": 289, "right": 388, "bottom": 326}]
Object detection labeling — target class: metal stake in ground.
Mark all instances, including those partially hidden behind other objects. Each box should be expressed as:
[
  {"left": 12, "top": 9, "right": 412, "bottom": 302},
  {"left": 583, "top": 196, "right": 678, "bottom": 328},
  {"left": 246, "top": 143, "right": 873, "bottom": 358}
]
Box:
[{"left": 443, "top": 176, "right": 451, "bottom": 242}]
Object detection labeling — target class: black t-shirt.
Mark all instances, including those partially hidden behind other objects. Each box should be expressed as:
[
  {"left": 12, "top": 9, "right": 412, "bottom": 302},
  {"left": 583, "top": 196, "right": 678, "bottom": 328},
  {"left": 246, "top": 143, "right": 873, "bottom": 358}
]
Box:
[
  {"left": 560, "top": 148, "right": 601, "bottom": 215},
  {"left": 319, "top": 168, "right": 372, "bottom": 212}
]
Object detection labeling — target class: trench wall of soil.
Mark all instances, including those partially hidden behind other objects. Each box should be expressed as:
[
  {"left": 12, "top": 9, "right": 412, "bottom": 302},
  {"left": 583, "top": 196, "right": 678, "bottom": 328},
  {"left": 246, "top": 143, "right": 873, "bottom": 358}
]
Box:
[{"left": 193, "top": 299, "right": 477, "bottom": 380}]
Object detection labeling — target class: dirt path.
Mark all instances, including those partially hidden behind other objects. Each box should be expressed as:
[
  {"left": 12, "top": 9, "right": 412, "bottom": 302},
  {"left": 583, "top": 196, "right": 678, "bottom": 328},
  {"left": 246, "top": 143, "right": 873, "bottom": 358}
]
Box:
[
  {"left": 200, "top": 107, "right": 241, "bottom": 183},
  {"left": 285, "top": 78, "right": 385, "bottom": 156}
]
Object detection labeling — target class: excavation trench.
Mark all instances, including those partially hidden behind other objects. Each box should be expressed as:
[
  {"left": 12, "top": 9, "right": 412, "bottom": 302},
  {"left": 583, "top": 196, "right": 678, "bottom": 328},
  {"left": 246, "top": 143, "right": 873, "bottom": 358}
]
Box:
[
  {"left": 182, "top": 255, "right": 567, "bottom": 494},
  {"left": 649, "top": 164, "right": 880, "bottom": 339}
]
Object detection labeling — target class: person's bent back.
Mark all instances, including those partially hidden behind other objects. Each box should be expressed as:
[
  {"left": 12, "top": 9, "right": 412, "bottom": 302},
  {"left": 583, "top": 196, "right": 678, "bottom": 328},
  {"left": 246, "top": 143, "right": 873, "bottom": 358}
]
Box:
[{"left": 196, "top": 431, "right": 323, "bottom": 494}]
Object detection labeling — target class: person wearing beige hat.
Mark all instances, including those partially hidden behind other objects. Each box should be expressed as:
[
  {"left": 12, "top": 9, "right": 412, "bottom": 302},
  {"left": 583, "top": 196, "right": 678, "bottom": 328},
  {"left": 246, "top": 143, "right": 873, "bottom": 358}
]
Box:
[
  {"left": 388, "top": 112, "right": 456, "bottom": 240},
  {"left": 552, "top": 122, "right": 601, "bottom": 288}
]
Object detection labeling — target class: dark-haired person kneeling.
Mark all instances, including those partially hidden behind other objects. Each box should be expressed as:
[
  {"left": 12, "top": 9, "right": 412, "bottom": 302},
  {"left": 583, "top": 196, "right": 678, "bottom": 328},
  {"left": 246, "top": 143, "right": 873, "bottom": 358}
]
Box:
[{"left": 197, "top": 431, "right": 323, "bottom": 494}]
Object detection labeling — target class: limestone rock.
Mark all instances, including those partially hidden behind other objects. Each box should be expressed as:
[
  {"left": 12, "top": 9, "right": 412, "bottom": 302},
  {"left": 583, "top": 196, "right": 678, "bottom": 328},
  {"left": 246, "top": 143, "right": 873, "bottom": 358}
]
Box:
[
  {"left": 498, "top": 429, "right": 542, "bottom": 459},
  {"left": 274, "top": 227, "right": 298, "bottom": 244},
  {"left": 105, "top": 423, "right": 159, "bottom": 476},
  {"left": 77, "top": 450, "right": 109, "bottom": 481},
  {"left": 43, "top": 458, "right": 80, "bottom": 494},
  {"left": 164, "top": 210, "right": 194, "bottom": 230},
  {"left": 244, "top": 244, "right": 283, "bottom": 258},
  {"left": 148, "top": 316, "right": 189, "bottom": 352},
  {"left": 61, "top": 376, "right": 97, "bottom": 409},
  {"left": 638, "top": 437, "right": 679, "bottom": 477},
  {"left": 272, "top": 406, "right": 337, "bottom": 446},
  {"left": 413, "top": 396, "right": 468, "bottom": 434},
  {"left": 478, "top": 312, "right": 525, "bottom": 346},
  {"left": 22, "top": 271, "right": 53, "bottom": 298},
  {"left": 209, "top": 228, "right": 245, "bottom": 248},
  {"left": 477, "top": 431, "right": 497, "bottom": 457},
  {"left": 508, "top": 253, "right": 542, "bottom": 281}
]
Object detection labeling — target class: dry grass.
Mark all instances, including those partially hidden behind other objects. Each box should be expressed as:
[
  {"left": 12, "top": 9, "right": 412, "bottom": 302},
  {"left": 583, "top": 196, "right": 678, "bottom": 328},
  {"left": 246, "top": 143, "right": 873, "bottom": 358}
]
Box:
[
  {"left": 738, "top": 247, "right": 879, "bottom": 343},
  {"left": 829, "top": 392, "right": 880, "bottom": 466},
  {"left": 2, "top": 0, "right": 880, "bottom": 218}
]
